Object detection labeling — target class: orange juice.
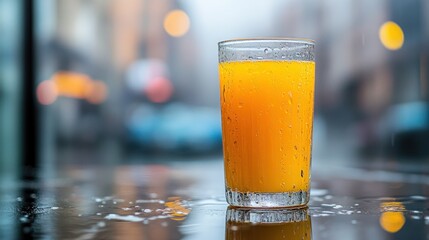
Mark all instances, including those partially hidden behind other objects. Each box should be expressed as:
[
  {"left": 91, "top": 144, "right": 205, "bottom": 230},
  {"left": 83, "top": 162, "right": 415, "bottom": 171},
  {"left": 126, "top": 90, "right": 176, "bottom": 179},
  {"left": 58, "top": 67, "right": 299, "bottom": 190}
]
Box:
[{"left": 219, "top": 60, "right": 315, "bottom": 193}]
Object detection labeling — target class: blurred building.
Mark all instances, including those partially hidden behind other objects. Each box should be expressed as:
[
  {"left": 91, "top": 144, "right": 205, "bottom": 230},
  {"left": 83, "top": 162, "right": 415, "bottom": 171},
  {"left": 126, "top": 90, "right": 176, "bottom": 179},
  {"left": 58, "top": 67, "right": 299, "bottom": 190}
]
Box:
[{"left": 1, "top": 0, "right": 429, "bottom": 174}]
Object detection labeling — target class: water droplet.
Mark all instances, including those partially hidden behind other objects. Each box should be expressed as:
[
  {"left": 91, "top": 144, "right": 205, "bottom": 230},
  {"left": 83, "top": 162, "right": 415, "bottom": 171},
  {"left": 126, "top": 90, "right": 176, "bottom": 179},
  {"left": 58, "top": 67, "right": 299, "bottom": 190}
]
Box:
[
  {"left": 248, "top": 56, "right": 254, "bottom": 60},
  {"left": 294, "top": 145, "right": 298, "bottom": 150},
  {"left": 222, "top": 86, "right": 226, "bottom": 103},
  {"left": 161, "top": 222, "right": 169, "bottom": 227},
  {"left": 238, "top": 102, "right": 244, "bottom": 108},
  {"left": 30, "top": 194, "right": 37, "bottom": 199},
  {"left": 16, "top": 197, "right": 22, "bottom": 202},
  {"left": 20, "top": 216, "right": 29, "bottom": 223},
  {"left": 301, "top": 170, "right": 304, "bottom": 177},
  {"left": 288, "top": 125, "right": 292, "bottom": 128},
  {"left": 293, "top": 184, "right": 296, "bottom": 189},
  {"left": 51, "top": 207, "right": 59, "bottom": 210}
]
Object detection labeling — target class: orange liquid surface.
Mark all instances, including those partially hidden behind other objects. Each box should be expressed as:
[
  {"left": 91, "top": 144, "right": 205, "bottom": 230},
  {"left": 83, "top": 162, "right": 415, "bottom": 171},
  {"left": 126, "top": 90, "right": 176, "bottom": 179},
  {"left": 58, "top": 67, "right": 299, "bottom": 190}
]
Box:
[{"left": 219, "top": 60, "right": 315, "bottom": 193}]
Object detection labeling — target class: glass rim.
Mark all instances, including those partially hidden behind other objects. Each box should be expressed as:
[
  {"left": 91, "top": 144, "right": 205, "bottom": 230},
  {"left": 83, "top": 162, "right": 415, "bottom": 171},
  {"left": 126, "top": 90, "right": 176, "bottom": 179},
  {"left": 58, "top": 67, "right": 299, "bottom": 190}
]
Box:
[{"left": 218, "top": 37, "right": 315, "bottom": 47}]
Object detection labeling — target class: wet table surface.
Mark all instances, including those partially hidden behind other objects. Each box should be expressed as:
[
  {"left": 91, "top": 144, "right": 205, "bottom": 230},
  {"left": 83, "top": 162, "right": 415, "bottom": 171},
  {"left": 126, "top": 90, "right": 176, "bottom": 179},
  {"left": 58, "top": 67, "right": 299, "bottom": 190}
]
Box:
[{"left": 1, "top": 158, "right": 428, "bottom": 240}]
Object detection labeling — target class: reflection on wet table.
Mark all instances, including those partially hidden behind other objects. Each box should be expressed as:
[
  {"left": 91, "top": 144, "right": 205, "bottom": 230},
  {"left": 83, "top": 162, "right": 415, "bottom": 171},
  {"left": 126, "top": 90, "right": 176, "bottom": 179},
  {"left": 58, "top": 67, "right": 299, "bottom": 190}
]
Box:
[{"left": 0, "top": 160, "right": 428, "bottom": 240}]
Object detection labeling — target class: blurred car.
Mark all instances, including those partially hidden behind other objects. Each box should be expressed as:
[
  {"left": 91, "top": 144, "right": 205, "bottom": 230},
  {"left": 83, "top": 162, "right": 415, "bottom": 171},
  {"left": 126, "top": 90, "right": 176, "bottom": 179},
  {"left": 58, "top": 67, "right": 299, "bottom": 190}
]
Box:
[{"left": 125, "top": 103, "right": 222, "bottom": 155}]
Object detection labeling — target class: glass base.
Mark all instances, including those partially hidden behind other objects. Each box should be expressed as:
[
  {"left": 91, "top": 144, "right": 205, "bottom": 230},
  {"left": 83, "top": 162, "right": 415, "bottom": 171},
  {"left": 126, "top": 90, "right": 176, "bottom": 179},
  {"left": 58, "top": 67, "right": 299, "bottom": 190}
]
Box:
[
  {"left": 225, "top": 187, "right": 309, "bottom": 208},
  {"left": 227, "top": 206, "right": 309, "bottom": 223}
]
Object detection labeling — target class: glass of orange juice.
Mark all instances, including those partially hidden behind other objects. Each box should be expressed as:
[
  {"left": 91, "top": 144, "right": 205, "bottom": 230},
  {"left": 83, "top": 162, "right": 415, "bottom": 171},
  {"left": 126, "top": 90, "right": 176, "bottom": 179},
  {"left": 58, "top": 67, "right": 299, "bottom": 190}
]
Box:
[
  {"left": 226, "top": 207, "right": 311, "bottom": 240},
  {"left": 218, "top": 38, "right": 315, "bottom": 208}
]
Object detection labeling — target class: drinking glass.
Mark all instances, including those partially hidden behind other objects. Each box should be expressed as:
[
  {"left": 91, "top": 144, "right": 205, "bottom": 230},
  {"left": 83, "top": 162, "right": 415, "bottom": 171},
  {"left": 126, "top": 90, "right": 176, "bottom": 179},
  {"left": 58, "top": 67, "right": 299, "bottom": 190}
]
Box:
[{"left": 218, "top": 38, "right": 315, "bottom": 208}]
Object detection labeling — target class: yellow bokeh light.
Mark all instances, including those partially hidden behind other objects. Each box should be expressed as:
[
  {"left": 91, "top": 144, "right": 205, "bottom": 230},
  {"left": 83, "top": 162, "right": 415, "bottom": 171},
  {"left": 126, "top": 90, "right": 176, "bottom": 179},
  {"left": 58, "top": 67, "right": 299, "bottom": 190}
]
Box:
[
  {"left": 163, "top": 10, "right": 190, "bottom": 37},
  {"left": 379, "top": 21, "right": 404, "bottom": 50},
  {"left": 379, "top": 202, "right": 406, "bottom": 233}
]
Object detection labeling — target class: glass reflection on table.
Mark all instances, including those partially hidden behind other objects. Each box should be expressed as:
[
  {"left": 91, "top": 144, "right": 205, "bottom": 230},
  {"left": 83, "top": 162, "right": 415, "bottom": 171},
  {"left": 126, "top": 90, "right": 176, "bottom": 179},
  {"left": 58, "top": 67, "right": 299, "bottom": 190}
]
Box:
[{"left": 226, "top": 207, "right": 311, "bottom": 240}]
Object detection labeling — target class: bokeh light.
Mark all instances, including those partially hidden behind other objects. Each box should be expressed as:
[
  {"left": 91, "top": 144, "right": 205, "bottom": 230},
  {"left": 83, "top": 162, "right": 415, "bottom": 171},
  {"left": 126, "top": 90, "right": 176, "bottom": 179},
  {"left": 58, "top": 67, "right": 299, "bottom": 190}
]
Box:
[
  {"left": 37, "top": 80, "right": 58, "bottom": 105},
  {"left": 53, "top": 72, "right": 91, "bottom": 99},
  {"left": 163, "top": 10, "right": 190, "bottom": 37},
  {"left": 86, "top": 80, "right": 108, "bottom": 104},
  {"left": 379, "top": 202, "right": 406, "bottom": 233},
  {"left": 37, "top": 72, "right": 108, "bottom": 105},
  {"left": 144, "top": 77, "right": 173, "bottom": 103},
  {"left": 379, "top": 21, "right": 404, "bottom": 51}
]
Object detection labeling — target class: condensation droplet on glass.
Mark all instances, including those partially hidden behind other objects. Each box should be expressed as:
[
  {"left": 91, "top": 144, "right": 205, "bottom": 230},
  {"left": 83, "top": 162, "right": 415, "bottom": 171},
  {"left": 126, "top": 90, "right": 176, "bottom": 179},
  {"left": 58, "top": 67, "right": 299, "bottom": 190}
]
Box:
[{"left": 222, "top": 86, "right": 226, "bottom": 103}]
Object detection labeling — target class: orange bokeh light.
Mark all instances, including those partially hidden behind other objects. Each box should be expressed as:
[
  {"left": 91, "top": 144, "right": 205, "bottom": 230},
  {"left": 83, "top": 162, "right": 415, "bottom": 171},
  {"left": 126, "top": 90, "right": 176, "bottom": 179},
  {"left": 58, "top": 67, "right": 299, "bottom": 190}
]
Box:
[
  {"left": 379, "top": 202, "right": 406, "bottom": 233},
  {"left": 52, "top": 72, "right": 91, "bottom": 99},
  {"left": 37, "top": 71, "right": 108, "bottom": 105},
  {"left": 163, "top": 10, "right": 190, "bottom": 37}
]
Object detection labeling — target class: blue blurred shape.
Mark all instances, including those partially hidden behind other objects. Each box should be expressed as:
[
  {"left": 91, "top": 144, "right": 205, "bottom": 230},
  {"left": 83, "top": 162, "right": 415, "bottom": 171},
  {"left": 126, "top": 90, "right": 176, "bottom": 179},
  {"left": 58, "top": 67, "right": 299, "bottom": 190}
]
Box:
[{"left": 126, "top": 103, "right": 222, "bottom": 154}]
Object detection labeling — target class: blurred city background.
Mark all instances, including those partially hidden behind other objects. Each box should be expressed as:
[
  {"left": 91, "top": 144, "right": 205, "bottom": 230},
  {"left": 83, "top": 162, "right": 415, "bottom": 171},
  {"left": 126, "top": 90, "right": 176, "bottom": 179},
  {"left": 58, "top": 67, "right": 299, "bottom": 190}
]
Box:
[{"left": 1, "top": 0, "right": 429, "bottom": 182}]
